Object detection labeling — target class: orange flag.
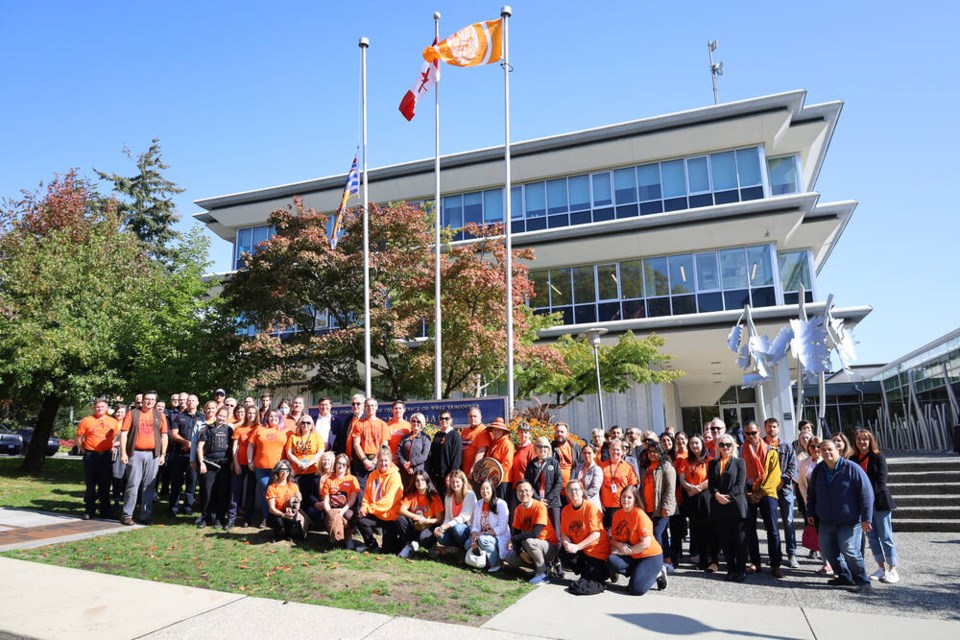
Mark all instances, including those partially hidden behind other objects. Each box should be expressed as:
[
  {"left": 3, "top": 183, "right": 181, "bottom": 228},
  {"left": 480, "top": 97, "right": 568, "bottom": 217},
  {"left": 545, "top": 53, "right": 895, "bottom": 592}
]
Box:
[{"left": 423, "top": 19, "right": 503, "bottom": 67}]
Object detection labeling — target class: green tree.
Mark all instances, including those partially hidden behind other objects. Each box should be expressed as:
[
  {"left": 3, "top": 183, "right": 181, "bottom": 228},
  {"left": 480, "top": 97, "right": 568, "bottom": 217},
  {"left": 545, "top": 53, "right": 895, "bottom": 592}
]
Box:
[
  {"left": 96, "top": 138, "right": 183, "bottom": 266},
  {"left": 515, "top": 331, "right": 684, "bottom": 412}
]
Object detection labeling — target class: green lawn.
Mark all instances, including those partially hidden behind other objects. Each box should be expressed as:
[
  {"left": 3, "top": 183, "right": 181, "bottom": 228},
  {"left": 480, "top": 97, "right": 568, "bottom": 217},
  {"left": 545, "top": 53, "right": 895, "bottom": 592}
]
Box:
[{"left": 0, "top": 457, "right": 531, "bottom": 625}]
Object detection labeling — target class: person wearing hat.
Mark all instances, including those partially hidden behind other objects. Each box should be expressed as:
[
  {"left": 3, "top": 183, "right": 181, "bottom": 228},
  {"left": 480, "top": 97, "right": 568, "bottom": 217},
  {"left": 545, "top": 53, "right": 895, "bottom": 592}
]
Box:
[
  {"left": 213, "top": 389, "right": 226, "bottom": 410},
  {"left": 484, "top": 417, "right": 515, "bottom": 502},
  {"left": 265, "top": 459, "right": 306, "bottom": 542}
]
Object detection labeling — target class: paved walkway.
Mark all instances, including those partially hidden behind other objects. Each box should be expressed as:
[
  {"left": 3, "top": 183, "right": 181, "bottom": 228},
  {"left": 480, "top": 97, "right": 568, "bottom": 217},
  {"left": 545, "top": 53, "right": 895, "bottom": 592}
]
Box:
[{"left": 1, "top": 508, "right": 959, "bottom": 639}]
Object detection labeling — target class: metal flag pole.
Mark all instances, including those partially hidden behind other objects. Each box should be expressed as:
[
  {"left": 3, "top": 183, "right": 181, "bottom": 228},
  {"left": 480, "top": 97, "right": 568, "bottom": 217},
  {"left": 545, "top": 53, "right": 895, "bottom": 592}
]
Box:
[
  {"left": 501, "top": 6, "right": 514, "bottom": 416},
  {"left": 433, "top": 12, "right": 443, "bottom": 400},
  {"left": 359, "top": 36, "right": 372, "bottom": 398}
]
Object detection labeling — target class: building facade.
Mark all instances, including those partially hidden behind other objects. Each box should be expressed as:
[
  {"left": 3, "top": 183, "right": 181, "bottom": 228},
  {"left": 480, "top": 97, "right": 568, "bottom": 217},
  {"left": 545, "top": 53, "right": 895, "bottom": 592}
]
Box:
[{"left": 196, "top": 90, "right": 871, "bottom": 441}]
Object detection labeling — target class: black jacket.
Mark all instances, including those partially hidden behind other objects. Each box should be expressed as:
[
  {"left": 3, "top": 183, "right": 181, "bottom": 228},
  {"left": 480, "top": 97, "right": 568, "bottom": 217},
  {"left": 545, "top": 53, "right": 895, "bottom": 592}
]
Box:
[
  {"left": 854, "top": 451, "right": 896, "bottom": 512},
  {"left": 329, "top": 414, "right": 355, "bottom": 456},
  {"left": 428, "top": 429, "right": 462, "bottom": 489},
  {"left": 708, "top": 456, "right": 747, "bottom": 519},
  {"left": 524, "top": 457, "right": 563, "bottom": 508}
]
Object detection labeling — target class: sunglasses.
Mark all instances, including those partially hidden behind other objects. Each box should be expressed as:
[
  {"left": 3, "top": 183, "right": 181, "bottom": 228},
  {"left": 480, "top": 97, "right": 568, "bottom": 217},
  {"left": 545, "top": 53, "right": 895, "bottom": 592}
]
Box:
[
  {"left": 536, "top": 445, "right": 551, "bottom": 450},
  {"left": 410, "top": 420, "right": 422, "bottom": 424},
  {"left": 709, "top": 427, "right": 721, "bottom": 431},
  {"left": 440, "top": 417, "right": 452, "bottom": 421},
  {"left": 718, "top": 443, "right": 733, "bottom": 449},
  {"left": 743, "top": 431, "right": 759, "bottom": 436},
  {"left": 351, "top": 402, "right": 362, "bottom": 406}
]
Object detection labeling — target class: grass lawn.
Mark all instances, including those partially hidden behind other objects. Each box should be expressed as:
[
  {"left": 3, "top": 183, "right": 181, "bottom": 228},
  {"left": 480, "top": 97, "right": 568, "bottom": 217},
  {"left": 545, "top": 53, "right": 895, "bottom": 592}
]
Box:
[{"left": 0, "top": 457, "right": 532, "bottom": 626}]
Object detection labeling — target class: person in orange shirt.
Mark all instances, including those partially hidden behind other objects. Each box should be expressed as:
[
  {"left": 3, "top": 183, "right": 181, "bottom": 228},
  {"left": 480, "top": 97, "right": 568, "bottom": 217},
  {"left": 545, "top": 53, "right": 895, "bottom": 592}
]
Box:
[
  {"left": 118, "top": 390, "right": 168, "bottom": 526},
  {"left": 503, "top": 480, "right": 559, "bottom": 584},
  {"left": 560, "top": 479, "right": 611, "bottom": 591},
  {"left": 460, "top": 405, "right": 490, "bottom": 474},
  {"left": 552, "top": 422, "right": 583, "bottom": 493},
  {"left": 678, "top": 434, "right": 713, "bottom": 571},
  {"left": 484, "top": 417, "right": 515, "bottom": 501},
  {"left": 608, "top": 486, "right": 667, "bottom": 595},
  {"left": 599, "top": 439, "right": 639, "bottom": 529},
  {"left": 231, "top": 405, "right": 259, "bottom": 527},
  {"left": 283, "top": 396, "right": 307, "bottom": 432},
  {"left": 350, "top": 397, "right": 390, "bottom": 493},
  {"left": 386, "top": 400, "right": 411, "bottom": 461},
  {"left": 248, "top": 409, "right": 288, "bottom": 526},
  {"left": 397, "top": 471, "right": 444, "bottom": 558},
  {"left": 510, "top": 423, "right": 535, "bottom": 511},
  {"left": 355, "top": 445, "right": 404, "bottom": 553},
  {"left": 284, "top": 413, "right": 324, "bottom": 500},
  {"left": 321, "top": 453, "right": 361, "bottom": 547},
  {"left": 265, "top": 460, "right": 306, "bottom": 542},
  {"left": 77, "top": 399, "right": 119, "bottom": 520}
]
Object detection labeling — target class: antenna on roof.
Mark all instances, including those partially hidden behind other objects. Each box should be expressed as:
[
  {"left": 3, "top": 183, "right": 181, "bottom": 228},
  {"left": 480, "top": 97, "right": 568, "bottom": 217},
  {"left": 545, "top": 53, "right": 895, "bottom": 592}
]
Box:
[{"left": 708, "top": 40, "right": 724, "bottom": 105}]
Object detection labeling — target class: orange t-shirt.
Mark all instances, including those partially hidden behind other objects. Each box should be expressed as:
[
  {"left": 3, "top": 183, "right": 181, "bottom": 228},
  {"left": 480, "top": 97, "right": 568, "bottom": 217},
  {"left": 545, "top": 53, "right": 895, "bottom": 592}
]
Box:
[
  {"left": 642, "top": 461, "right": 659, "bottom": 514},
  {"left": 599, "top": 460, "right": 639, "bottom": 508},
  {"left": 387, "top": 418, "right": 411, "bottom": 457},
  {"left": 284, "top": 431, "right": 324, "bottom": 474},
  {"left": 349, "top": 416, "right": 390, "bottom": 457},
  {"left": 401, "top": 493, "right": 444, "bottom": 520},
  {"left": 513, "top": 499, "right": 558, "bottom": 544},
  {"left": 461, "top": 425, "right": 491, "bottom": 473},
  {"left": 555, "top": 441, "right": 575, "bottom": 488},
  {"left": 486, "top": 435, "right": 515, "bottom": 478},
  {"left": 321, "top": 474, "right": 361, "bottom": 509},
  {"left": 232, "top": 424, "right": 256, "bottom": 466},
  {"left": 121, "top": 409, "right": 168, "bottom": 451},
  {"left": 561, "top": 500, "right": 610, "bottom": 560},
  {"left": 611, "top": 508, "right": 662, "bottom": 559},
  {"left": 265, "top": 481, "right": 300, "bottom": 511},
  {"left": 511, "top": 443, "right": 536, "bottom": 484},
  {"left": 250, "top": 426, "right": 286, "bottom": 469},
  {"left": 362, "top": 466, "right": 403, "bottom": 520},
  {"left": 77, "top": 415, "right": 119, "bottom": 452}
]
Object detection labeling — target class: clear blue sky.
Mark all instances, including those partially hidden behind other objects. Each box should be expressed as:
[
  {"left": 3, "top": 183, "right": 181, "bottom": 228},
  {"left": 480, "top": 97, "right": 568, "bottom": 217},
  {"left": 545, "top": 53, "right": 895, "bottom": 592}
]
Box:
[{"left": 2, "top": 1, "right": 956, "bottom": 366}]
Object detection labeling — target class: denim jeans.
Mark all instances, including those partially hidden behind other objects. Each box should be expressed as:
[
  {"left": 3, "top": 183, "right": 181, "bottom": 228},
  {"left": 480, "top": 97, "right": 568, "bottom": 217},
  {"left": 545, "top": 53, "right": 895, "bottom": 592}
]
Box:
[
  {"left": 819, "top": 521, "right": 869, "bottom": 585},
  {"left": 866, "top": 510, "right": 898, "bottom": 567},
  {"left": 254, "top": 468, "right": 272, "bottom": 520},
  {"left": 777, "top": 490, "right": 797, "bottom": 558},
  {"left": 746, "top": 496, "right": 782, "bottom": 568},
  {"left": 651, "top": 515, "right": 669, "bottom": 560},
  {"left": 607, "top": 552, "right": 663, "bottom": 595},
  {"left": 439, "top": 522, "right": 470, "bottom": 548}
]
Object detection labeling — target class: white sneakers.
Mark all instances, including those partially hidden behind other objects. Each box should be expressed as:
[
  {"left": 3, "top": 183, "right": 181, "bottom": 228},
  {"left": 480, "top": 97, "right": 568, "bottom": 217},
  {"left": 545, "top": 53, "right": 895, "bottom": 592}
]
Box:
[
  {"left": 869, "top": 567, "right": 885, "bottom": 581},
  {"left": 881, "top": 568, "right": 900, "bottom": 584}
]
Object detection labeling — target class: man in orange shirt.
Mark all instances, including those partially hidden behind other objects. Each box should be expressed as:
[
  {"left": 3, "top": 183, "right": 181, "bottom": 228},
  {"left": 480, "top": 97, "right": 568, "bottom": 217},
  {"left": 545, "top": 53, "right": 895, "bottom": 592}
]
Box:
[
  {"left": 284, "top": 396, "right": 306, "bottom": 431},
  {"left": 503, "top": 480, "right": 559, "bottom": 584},
  {"left": 484, "top": 417, "right": 515, "bottom": 501},
  {"left": 552, "top": 422, "right": 583, "bottom": 496},
  {"left": 460, "top": 405, "right": 489, "bottom": 474},
  {"left": 386, "top": 400, "right": 411, "bottom": 462},
  {"left": 119, "top": 390, "right": 168, "bottom": 526},
  {"left": 350, "top": 397, "right": 390, "bottom": 493},
  {"left": 510, "top": 423, "right": 536, "bottom": 510},
  {"left": 77, "top": 399, "right": 119, "bottom": 520}
]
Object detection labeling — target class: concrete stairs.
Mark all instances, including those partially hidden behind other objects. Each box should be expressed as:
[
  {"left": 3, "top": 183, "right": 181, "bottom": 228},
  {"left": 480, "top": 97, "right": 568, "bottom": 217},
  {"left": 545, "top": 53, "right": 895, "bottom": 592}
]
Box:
[{"left": 886, "top": 454, "right": 960, "bottom": 532}]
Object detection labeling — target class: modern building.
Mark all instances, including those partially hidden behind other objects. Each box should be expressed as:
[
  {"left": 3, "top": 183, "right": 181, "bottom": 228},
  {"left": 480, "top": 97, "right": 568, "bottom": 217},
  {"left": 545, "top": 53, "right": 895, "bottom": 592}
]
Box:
[{"left": 195, "top": 90, "right": 872, "bottom": 441}]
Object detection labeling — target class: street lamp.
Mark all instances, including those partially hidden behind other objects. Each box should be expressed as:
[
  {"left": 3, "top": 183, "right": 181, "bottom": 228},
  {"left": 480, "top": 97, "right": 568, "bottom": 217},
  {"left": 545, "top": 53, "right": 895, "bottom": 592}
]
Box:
[{"left": 578, "top": 327, "right": 609, "bottom": 431}]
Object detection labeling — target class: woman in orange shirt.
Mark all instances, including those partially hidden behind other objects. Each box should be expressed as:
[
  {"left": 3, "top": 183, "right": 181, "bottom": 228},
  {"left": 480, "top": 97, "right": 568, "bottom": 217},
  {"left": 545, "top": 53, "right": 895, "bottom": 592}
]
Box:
[
  {"left": 667, "top": 432, "right": 689, "bottom": 568},
  {"left": 265, "top": 460, "right": 305, "bottom": 542},
  {"left": 321, "top": 453, "right": 361, "bottom": 547},
  {"left": 231, "top": 405, "right": 259, "bottom": 527},
  {"left": 608, "top": 487, "right": 667, "bottom": 595},
  {"left": 248, "top": 409, "right": 288, "bottom": 526},
  {"left": 560, "top": 479, "right": 611, "bottom": 593},
  {"left": 397, "top": 471, "right": 444, "bottom": 558},
  {"left": 679, "top": 434, "right": 714, "bottom": 571},
  {"left": 285, "top": 413, "right": 324, "bottom": 500}
]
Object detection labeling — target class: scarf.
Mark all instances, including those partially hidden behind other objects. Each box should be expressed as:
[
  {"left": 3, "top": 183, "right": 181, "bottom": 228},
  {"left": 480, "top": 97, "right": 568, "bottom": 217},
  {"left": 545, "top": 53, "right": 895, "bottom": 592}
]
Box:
[{"left": 741, "top": 439, "right": 769, "bottom": 486}]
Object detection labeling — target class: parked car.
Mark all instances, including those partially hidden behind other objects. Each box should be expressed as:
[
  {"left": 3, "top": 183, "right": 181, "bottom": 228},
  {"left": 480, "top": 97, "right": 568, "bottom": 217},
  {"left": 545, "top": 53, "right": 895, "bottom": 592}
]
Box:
[
  {"left": 0, "top": 428, "right": 23, "bottom": 455},
  {"left": 17, "top": 428, "right": 61, "bottom": 456}
]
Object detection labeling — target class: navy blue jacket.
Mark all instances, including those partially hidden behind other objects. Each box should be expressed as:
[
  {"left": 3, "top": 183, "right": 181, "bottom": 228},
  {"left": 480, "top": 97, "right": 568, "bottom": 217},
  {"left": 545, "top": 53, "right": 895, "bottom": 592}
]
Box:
[{"left": 806, "top": 457, "right": 874, "bottom": 526}]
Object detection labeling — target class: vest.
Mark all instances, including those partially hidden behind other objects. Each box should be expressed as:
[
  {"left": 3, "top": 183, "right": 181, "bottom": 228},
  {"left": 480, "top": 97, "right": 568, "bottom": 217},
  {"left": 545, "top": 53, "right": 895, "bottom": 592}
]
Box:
[
  {"left": 126, "top": 409, "right": 163, "bottom": 458},
  {"left": 204, "top": 424, "right": 232, "bottom": 461}
]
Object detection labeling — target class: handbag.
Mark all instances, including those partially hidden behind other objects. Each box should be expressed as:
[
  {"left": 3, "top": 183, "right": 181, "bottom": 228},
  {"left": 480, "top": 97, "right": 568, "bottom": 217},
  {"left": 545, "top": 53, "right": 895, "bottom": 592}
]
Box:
[
  {"left": 465, "top": 547, "right": 489, "bottom": 569},
  {"left": 801, "top": 523, "right": 819, "bottom": 551}
]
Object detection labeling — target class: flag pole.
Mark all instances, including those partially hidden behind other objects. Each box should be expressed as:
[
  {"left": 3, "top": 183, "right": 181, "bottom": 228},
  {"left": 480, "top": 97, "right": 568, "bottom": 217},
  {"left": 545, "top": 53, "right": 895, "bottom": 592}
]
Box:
[
  {"left": 433, "top": 12, "right": 443, "bottom": 401},
  {"left": 501, "top": 6, "right": 514, "bottom": 416},
  {"left": 359, "top": 36, "right": 372, "bottom": 398}
]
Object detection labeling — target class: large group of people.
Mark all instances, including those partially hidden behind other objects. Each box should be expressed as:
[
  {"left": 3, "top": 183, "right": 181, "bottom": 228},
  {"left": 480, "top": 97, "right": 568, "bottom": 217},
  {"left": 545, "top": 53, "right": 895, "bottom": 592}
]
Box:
[{"left": 74, "top": 393, "right": 901, "bottom": 595}]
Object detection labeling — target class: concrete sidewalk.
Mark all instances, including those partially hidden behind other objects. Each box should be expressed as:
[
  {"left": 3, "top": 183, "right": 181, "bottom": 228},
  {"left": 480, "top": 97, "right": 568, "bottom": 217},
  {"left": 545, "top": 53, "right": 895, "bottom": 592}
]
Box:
[{"left": 2, "top": 555, "right": 959, "bottom": 640}]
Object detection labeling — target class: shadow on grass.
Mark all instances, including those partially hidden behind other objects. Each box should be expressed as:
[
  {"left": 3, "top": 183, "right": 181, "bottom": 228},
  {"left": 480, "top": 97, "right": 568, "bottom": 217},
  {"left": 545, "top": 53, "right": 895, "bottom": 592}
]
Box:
[{"left": 0, "top": 457, "right": 83, "bottom": 484}]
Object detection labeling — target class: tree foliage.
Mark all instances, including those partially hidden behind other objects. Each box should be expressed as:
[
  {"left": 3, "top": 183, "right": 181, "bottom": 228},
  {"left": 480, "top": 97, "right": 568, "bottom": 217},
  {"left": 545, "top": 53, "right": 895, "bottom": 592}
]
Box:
[
  {"left": 223, "top": 201, "right": 562, "bottom": 399},
  {"left": 515, "top": 331, "right": 684, "bottom": 411},
  {"left": 96, "top": 138, "right": 184, "bottom": 266}
]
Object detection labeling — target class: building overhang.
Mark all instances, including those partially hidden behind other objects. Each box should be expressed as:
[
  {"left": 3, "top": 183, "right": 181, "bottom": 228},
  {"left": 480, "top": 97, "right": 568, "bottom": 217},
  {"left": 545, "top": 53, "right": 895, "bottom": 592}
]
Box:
[{"left": 538, "top": 303, "right": 873, "bottom": 407}]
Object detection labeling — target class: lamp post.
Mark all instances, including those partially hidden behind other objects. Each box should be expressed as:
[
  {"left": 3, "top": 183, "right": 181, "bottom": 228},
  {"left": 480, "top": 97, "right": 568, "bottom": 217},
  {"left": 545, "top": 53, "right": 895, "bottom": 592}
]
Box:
[{"left": 578, "top": 327, "right": 609, "bottom": 431}]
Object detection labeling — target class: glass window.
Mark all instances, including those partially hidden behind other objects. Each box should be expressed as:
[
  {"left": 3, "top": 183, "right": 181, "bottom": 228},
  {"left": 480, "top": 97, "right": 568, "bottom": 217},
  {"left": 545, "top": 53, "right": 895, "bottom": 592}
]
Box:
[
  {"left": 463, "top": 192, "right": 483, "bottom": 226},
  {"left": 549, "top": 268, "right": 572, "bottom": 307},
  {"left": 668, "top": 254, "right": 694, "bottom": 294},
  {"left": 529, "top": 270, "right": 550, "bottom": 308},
  {"left": 661, "top": 160, "right": 686, "bottom": 198},
  {"left": 525, "top": 182, "right": 546, "bottom": 217},
  {"left": 442, "top": 195, "right": 463, "bottom": 229},
  {"left": 483, "top": 189, "right": 503, "bottom": 223},
  {"left": 644, "top": 257, "right": 670, "bottom": 297},
  {"left": 687, "top": 157, "right": 710, "bottom": 193},
  {"left": 747, "top": 245, "right": 773, "bottom": 287},
  {"left": 596, "top": 263, "right": 619, "bottom": 301},
  {"left": 710, "top": 151, "right": 738, "bottom": 191},
  {"left": 779, "top": 250, "right": 811, "bottom": 292},
  {"left": 572, "top": 265, "right": 596, "bottom": 304},
  {"left": 619, "top": 260, "right": 644, "bottom": 298},
  {"left": 568, "top": 175, "right": 590, "bottom": 211},
  {"left": 638, "top": 164, "right": 661, "bottom": 201},
  {"left": 252, "top": 225, "right": 272, "bottom": 248},
  {"left": 695, "top": 252, "right": 720, "bottom": 291},
  {"left": 768, "top": 156, "right": 800, "bottom": 195},
  {"left": 546, "top": 179, "right": 568, "bottom": 214},
  {"left": 511, "top": 186, "right": 523, "bottom": 219},
  {"left": 736, "top": 148, "right": 762, "bottom": 186},
  {"left": 592, "top": 173, "right": 612, "bottom": 207},
  {"left": 719, "top": 248, "right": 747, "bottom": 289},
  {"left": 614, "top": 168, "right": 637, "bottom": 204}
]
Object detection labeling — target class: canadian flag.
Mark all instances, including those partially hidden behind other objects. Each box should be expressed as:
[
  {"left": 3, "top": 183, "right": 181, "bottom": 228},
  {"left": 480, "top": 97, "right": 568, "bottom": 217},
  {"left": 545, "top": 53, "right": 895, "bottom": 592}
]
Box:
[{"left": 399, "top": 46, "right": 439, "bottom": 121}]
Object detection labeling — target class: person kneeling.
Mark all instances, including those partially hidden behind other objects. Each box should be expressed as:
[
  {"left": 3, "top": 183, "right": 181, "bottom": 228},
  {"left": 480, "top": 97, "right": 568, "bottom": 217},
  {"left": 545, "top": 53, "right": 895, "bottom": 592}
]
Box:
[
  {"left": 397, "top": 471, "right": 444, "bottom": 558},
  {"left": 355, "top": 446, "right": 404, "bottom": 553},
  {"left": 560, "top": 479, "right": 611, "bottom": 595},
  {"left": 265, "top": 461, "right": 306, "bottom": 542},
  {"left": 503, "top": 480, "right": 559, "bottom": 584},
  {"left": 608, "top": 486, "right": 667, "bottom": 595}
]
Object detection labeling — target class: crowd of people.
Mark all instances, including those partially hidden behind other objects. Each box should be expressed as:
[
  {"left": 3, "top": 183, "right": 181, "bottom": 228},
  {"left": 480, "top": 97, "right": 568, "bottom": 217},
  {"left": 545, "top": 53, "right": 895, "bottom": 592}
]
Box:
[{"left": 73, "top": 391, "right": 901, "bottom": 595}]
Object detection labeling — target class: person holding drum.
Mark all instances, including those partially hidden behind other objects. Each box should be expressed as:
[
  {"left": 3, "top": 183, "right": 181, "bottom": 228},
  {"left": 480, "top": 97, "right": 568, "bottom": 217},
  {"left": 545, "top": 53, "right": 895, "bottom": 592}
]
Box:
[{"left": 481, "top": 417, "right": 515, "bottom": 501}]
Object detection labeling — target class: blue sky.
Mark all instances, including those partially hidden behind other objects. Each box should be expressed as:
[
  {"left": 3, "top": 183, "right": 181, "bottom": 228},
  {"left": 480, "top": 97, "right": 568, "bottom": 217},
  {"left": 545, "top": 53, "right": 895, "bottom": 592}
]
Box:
[{"left": 1, "top": 1, "right": 956, "bottom": 365}]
